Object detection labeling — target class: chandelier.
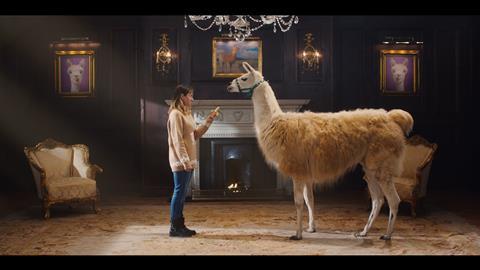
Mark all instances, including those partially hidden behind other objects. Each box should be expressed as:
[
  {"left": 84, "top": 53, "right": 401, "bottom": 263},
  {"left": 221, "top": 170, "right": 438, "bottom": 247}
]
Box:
[{"left": 184, "top": 15, "right": 299, "bottom": 41}]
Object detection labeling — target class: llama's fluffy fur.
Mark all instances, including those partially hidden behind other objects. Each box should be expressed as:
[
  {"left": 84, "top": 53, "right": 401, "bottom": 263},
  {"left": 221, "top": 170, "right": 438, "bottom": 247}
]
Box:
[{"left": 259, "top": 108, "right": 412, "bottom": 185}]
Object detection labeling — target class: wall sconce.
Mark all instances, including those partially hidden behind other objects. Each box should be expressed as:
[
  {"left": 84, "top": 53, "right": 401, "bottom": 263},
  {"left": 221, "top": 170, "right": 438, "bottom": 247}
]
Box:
[
  {"left": 300, "top": 33, "right": 322, "bottom": 73},
  {"left": 154, "top": 33, "right": 174, "bottom": 75}
]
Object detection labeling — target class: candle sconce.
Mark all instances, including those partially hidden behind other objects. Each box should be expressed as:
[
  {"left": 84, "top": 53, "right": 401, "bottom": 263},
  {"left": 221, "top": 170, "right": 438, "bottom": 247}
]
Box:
[
  {"left": 154, "top": 33, "right": 175, "bottom": 76},
  {"left": 300, "top": 33, "right": 322, "bottom": 74}
]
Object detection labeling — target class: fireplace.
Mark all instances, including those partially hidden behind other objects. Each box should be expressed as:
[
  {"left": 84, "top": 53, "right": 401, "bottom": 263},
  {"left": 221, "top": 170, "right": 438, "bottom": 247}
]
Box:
[
  {"left": 165, "top": 99, "right": 310, "bottom": 200},
  {"left": 196, "top": 138, "right": 278, "bottom": 200}
]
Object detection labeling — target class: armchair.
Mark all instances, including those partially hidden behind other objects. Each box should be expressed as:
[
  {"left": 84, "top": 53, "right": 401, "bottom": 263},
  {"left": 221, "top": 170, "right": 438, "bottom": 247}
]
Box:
[
  {"left": 24, "top": 138, "right": 103, "bottom": 219},
  {"left": 364, "top": 135, "right": 437, "bottom": 217},
  {"left": 393, "top": 135, "right": 438, "bottom": 217}
]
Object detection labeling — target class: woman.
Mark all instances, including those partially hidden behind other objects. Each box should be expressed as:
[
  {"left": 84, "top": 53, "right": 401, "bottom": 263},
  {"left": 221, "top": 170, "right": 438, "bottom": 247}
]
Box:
[{"left": 167, "top": 85, "right": 218, "bottom": 237}]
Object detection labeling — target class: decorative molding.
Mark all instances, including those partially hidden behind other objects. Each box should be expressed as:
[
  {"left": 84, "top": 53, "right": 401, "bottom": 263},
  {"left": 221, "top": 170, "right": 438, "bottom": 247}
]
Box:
[{"left": 165, "top": 99, "right": 309, "bottom": 138}]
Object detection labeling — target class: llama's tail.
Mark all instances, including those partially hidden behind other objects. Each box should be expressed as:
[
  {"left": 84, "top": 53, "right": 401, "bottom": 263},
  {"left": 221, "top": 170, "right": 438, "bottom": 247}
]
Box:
[{"left": 387, "top": 109, "right": 414, "bottom": 135}]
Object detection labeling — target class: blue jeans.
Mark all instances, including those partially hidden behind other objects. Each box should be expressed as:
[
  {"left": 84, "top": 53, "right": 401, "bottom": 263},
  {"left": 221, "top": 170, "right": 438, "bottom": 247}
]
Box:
[{"left": 170, "top": 170, "right": 193, "bottom": 221}]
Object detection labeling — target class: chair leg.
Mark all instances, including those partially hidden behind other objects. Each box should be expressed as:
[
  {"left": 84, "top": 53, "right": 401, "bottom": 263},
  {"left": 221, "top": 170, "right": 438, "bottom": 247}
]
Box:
[
  {"left": 92, "top": 200, "right": 100, "bottom": 214},
  {"left": 43, "top": 203, "right": 51, "bottom": 220}
]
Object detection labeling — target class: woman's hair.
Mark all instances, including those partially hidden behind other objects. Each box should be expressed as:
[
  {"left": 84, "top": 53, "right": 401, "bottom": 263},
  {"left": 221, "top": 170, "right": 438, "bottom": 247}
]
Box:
[{"left": 169, "top": 85, "right": 193, "bottom": 115}]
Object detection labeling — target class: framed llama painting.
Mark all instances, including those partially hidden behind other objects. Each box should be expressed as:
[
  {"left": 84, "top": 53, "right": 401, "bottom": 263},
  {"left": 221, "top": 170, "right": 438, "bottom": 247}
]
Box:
[
  {"left": 212, "top": 37, "right": 262, "bottom": 78},
  {"left": 54, "top": 50, "right": 95, "bottom": 97},
  {"left": 380, "top": 49, "right": 420, "bottom": 95}
]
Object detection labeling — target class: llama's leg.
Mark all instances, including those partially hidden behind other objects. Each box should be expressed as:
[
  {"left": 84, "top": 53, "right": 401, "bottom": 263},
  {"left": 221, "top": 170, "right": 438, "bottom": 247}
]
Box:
[
  {"left": 290, "top": 180, "right": 305, "bottom": 240},
  {"left": 43, "top": 202, "right": 51, "bottom": 220},
  {"left": 377, "top": 178, "right": 400, "bottom": 240},
  {"left": 303, "top": 182, "right": 316, "bottom": 233},
  {"left": 355, "top": 170, "right": 384, "bottom": 238}
]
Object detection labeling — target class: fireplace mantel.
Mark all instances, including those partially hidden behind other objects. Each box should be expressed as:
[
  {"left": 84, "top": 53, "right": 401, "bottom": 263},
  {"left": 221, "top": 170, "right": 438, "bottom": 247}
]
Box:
[
  {"left": 165, "top": 99, "right": 310, "bottom": 138},
  {"left": 164, "top": 99, "right": 310, "bottom": 200}
]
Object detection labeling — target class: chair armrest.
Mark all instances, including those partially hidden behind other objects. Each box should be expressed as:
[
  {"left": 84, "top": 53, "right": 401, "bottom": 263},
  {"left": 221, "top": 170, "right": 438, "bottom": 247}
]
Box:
[
  {"left": 30, "top": 161, "right": 46, "bottom": 176},
  {"left": 418, "top": 143, "right": 438, "bottom": 171},
  {"left": 415, "top": 162, "right": 433, "bottom": 198},
  {"left": 26, "top": 161, "right": 48, "bottom": 199},
  {"left": 92, "top": 164, "right": 103, "bottom": 174},
  {"left": 87, "top": 164, "right": 103, "bottom": 179}
]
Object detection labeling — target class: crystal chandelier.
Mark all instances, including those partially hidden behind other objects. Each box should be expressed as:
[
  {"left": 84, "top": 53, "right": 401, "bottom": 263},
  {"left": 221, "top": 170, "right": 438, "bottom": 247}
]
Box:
[{"left": 184, "top": 15, "right": 299, "bottom": 41}]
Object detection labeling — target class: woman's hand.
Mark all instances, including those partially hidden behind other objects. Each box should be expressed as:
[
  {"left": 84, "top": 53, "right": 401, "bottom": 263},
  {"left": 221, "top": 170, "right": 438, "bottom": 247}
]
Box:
[
  {"left": 206, "top": 108, "right": 219, "bottom": 124},
  {"left": 206, "top": 113, "right": 215, "bottom": 124},
  {"left": 183, "top": 162, "right": 194, "bottom": 172}
]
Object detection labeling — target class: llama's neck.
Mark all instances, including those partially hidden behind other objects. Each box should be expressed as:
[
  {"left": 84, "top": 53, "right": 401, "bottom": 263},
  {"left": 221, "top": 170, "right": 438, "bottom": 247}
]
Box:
[
  {"left": 251, "top": 81, "right": 283, "bottom": 133},
  {"left": 395, "top": 81, "right": 405, "bottom": 91},
  {"left": 71, "top": 83, "right": 80, "bottom": 92}
]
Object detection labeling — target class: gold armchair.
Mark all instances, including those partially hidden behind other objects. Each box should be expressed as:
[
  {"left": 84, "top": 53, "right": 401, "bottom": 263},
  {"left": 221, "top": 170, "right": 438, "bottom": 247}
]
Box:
[
  {"left": 393, "top": 135, "right": 438, "bottom": 217},
  {"left": 24, "top": 138, "right": 103, "bottom": 219}
]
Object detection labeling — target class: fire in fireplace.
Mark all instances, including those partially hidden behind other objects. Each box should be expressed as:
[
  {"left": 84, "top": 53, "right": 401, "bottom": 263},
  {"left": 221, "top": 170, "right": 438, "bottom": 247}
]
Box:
[{"left": 224, "top": 147, "right": 251, "bottom": 194}]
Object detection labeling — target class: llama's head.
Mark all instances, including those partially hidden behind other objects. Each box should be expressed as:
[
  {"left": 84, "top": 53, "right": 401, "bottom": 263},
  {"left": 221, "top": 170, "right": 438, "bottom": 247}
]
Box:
[
  {"left": 390, "top": 58, "right": 408, "bottom": 90},
  {"left": 66, "top": 59, "right": 85, "bottom": 87},
  {"left": 227, "top": 62, "right": 264, "bottom": 95}
]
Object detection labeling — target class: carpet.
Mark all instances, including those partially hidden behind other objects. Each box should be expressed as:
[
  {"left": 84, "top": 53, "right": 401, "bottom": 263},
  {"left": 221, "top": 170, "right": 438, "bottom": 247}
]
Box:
[{"left": 1, "top": 200, "right": 479, "bottom": 255}]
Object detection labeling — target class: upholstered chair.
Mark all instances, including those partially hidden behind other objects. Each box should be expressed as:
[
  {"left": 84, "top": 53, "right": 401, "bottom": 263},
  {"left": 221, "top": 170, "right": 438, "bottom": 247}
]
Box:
[
  {"left": 24, "top": 138, "right": 103, "bottom": 219},
  {"left": 364, "top": 135, "right": 437, "bottom": 217},
  {"left": 392, "top": 135, "right": 438, "bottom": 217}
]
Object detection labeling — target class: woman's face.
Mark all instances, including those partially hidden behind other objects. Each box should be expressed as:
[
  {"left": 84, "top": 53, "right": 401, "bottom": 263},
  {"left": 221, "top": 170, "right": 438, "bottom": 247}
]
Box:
[{"left": 181, "top": 91, "right": 194, "bottom": 107}]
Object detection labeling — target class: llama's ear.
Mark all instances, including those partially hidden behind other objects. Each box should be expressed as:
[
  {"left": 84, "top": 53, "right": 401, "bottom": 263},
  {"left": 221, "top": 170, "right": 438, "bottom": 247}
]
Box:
[
  {"left": 66, "top": 59, "right": 72, "bottom": 66},
  {"left": 390, "top": 58, "right": 396, "bottom": 66},
  {"left": 79, "top": 59, "right": 86, "bottom": 67},
  {"left": 402, "top": 58, "right": 408, "bottom": 65},
  {"left": 242, "top": 62, "right": 254, "bottom": 73}
]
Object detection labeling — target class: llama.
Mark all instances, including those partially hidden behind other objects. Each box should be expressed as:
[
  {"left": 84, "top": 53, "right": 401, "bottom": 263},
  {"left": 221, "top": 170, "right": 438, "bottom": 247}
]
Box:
[
  {"left": 390, "top": 58, "right": 408, "bottom": 91},
  {"left": 218, "top": 46, "right": 239, "bottom": 73},
  {"left": 227, "top": 62, "right": 413, "bottom": 241},
  {"left": 66, "top": 59, "right": 85, "bottom": 92}
]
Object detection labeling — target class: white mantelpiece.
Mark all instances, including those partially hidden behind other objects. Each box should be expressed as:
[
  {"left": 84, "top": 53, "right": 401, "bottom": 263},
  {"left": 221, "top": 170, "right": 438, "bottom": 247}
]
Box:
[
  {"left": 164, "top": 99, "right": 310, "bottom": 197},
  {"left": 191, "top": 99, "right": 309, "bottom": 138}
]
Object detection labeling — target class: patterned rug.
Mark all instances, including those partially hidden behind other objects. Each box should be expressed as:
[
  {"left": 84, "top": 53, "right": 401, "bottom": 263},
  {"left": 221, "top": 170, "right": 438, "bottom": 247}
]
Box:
[{"left": 1, "top": 200, "right": 479, "bottom": 255}]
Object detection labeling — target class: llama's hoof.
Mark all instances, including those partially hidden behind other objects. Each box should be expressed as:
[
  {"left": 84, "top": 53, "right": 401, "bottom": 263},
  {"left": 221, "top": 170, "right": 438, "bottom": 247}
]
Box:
[
  {"left": 289, "top": 235, "right": 302, "bottom": 240},
  {"left": 380, "top": 235, "right": 391, "bottom": 241},
  {"left": 354, "top": 232, "right": 367, "bottom": 238},
  {"left": 306, "top": 228, "right": 316, "bottom": 233}
]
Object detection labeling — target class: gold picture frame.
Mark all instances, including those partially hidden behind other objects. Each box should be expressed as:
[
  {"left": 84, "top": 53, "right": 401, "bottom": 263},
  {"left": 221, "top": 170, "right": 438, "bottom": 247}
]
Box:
[
  {"left": 380, "top": 49, "right": 420, "bottom": 95},
  {"left": 55, "top": 50, "right": 95, "bottom": 97},
  {"left": 212, "top": 37, "right": 262, "bottom": 78}
]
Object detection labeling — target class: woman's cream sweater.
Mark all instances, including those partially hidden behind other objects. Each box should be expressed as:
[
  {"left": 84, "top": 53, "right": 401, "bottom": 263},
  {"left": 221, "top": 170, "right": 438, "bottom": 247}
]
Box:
[{"left": 167, "top": 108, "right": 210, "bottom": 172}]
